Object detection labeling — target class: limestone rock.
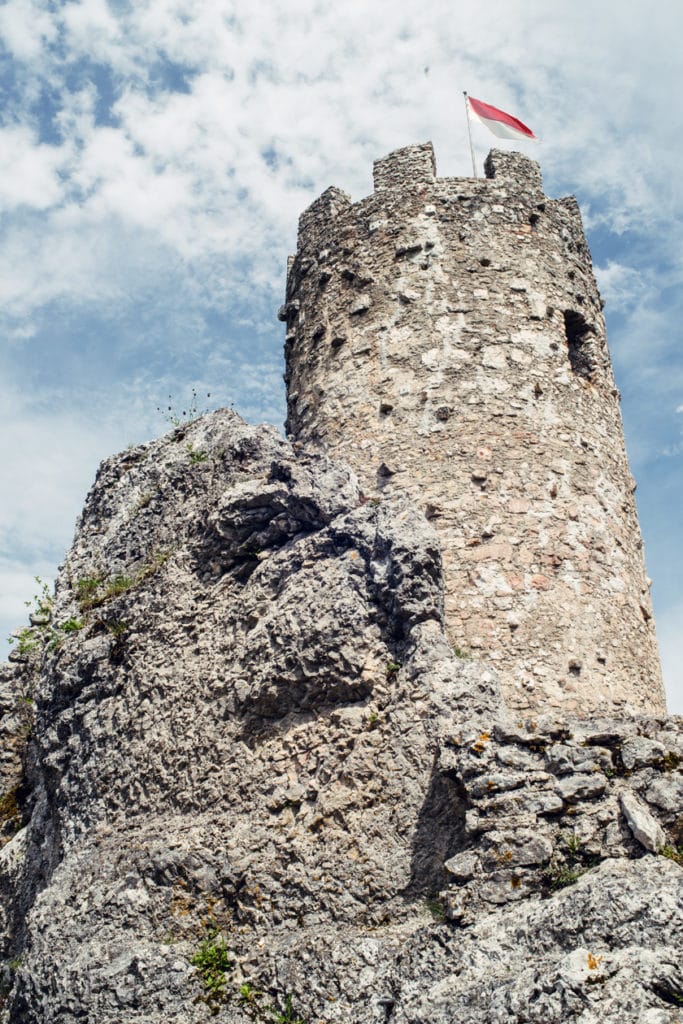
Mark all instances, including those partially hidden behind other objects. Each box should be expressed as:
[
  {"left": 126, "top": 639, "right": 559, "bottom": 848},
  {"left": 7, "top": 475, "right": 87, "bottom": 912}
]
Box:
[
  {"left": 621, "top": 736, "right": 667, "bottom": 770},
  {"left": 619, "top": 791, "right": 667, "bottom": 852},
  {"left": 0, "top": 410, "right": 681, "bottom": 1023}
]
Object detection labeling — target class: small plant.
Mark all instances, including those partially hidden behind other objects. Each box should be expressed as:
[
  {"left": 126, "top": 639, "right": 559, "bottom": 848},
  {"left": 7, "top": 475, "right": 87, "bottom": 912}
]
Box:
[
  {"left": 661, "top": 844, "right": 683, "bottom": 866},
  {"left": 367, "top": 710, "right": 380, "bottom": 729},
  {"left": 75, "top": 553, "right": 171, "bottom": 614},
  {"left": 26, "top": 577, "right": 52, "bottom": 622},
  {"left": 7, "top": 577, "right": 54, "bottom": 657},
  {"left": 563, "top": 832, "right": 582, "bottom": 858},
  {"left": 75, "top": 575, "right": 106, "bottom": 612},
  {"left": 385, "top": 660, "right": 401, "bottom": 679},
  {"left": 158, "top": 388, "right": 212, "bottom": 429},
  {"left": 7, "top": 627, "right": 40, "bottom": 657},
  {"left": 544, "top": 863, "right": 584, "bottom": 891},
  {"left": 59, "top": 617, "right": 83, "bottom": 635},
  {"left": 424, "top": 897, "right": 445, "bottom": 921},
  {"left": 190, "top": 933, "right": 233, "bottom": 1008},
  {"left": 104, "top": 620, "right": 128, "bottom": 638},
  {"left": 238, "top": 982, "right": 260, "bottom": 1005},
  {"left": 452, "top": 645, "right": 471, "bottom": 660},
  {"left": 268, "top": 994, "right": 307, "bottom": 1024},
  {"left": 186, "top": 443, "right": 209, "bottom": 464},
  {"left": 103, "top": 575, "right": 134, "bottom": 600},
  {"left": 542, "top": 832, "right": 597, "bottom": 893},
  {"left": 135, "top": 550, "right": 173, "bottom": 583},
  {"left": 235, "top": 543, "right": 263, "bottom": 566}
]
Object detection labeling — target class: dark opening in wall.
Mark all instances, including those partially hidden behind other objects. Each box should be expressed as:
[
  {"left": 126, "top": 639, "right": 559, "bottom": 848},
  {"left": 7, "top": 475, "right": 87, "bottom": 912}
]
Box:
[{"left": 564, "top": 310, "right": 596, "bottom": 381}]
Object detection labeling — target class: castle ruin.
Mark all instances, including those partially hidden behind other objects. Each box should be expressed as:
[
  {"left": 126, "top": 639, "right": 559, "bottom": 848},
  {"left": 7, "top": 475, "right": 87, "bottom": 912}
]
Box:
[
  {"left": 281, "top": 143, "right": 665, "bottom": 716},
  {"left": 1, "top": 142, "right": 681, "bottom": 1024}
]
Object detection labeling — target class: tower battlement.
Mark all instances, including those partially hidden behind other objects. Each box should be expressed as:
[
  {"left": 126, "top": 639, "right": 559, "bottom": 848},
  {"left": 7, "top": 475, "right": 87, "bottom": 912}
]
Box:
[{"left": 281, "top": 143, "right": 665, "bottom": 715}]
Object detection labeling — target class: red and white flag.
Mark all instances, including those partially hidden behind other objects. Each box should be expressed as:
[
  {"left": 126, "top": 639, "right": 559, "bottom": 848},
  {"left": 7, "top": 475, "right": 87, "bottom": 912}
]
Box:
[{"left": 467, "top": 96, "right": 537, "bottom": 141}]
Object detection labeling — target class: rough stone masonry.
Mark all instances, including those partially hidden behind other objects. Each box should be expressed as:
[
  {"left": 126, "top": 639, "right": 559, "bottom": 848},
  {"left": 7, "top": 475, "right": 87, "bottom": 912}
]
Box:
[{"left": 282, "top": 143, "right": 665, "bottom": 716}]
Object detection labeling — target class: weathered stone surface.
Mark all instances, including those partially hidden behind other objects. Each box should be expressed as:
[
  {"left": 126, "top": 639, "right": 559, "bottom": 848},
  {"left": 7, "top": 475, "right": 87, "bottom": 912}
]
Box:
[
  {"left": 621, "top": 736, "right": 667, "bottom": 770},
  {"left": 620, "top": 791, "right": 667, "bottom": 852},
  {"left": 443, "top": 850, "right": 480, "bottom": 880},
  {"left": 557, "top": 773, "right": 608, "bottom": 802},
  {"left": 384, "top": 859, "right": 683, "bottom": 1024},
  {"left": 283, "top": 143, "right": 664, "bottom": 716},
  {"left": 0, "top": 410, "right": 680, "bottom": 1023},
  {"left": 0, "top": 664, "right": 30, "bottom": 850},
  {"left": 643, "top": 774, "right": 683, "bottom": 815}
]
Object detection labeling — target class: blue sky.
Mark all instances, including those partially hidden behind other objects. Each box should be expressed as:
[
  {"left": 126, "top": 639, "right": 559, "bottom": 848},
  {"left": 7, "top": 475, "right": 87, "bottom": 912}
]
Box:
[{"left": 1, "top": 0, "right": 681, "bottom": 712}]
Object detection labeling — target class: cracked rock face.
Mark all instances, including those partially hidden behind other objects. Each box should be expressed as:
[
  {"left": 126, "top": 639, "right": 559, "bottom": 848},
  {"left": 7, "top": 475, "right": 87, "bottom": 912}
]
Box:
[{"left": 0, "top": 410, "right": 681, "bottom": 1023}]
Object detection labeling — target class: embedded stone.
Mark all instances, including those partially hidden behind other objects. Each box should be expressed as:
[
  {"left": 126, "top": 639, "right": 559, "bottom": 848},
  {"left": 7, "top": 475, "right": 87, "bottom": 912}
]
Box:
[
  {"left": 642, "top": 774, "right": 683, "bottom": 814},
  {"left": 620, "top": 736, "right": 666, "bottom": 770},
  {"left": 557, "top": 773, "right": 607, "bottom": 802},
  {"left": 619, "top": 791, "right": 667, "bottom": 852},
  {"left": 444, "top": 851, "right": 480, "bottom": 880}
]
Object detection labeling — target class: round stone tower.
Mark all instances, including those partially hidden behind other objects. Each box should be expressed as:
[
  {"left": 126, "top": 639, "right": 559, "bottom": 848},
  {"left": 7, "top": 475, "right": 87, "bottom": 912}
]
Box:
[{"left": 280, "top": 142, "right": 665, "bottom": 716}]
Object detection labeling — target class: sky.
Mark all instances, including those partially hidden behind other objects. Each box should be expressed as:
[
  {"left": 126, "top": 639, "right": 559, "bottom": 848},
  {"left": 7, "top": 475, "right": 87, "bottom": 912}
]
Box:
[{"left": 0, "top": 0, "right": 681, "bottom": 712}]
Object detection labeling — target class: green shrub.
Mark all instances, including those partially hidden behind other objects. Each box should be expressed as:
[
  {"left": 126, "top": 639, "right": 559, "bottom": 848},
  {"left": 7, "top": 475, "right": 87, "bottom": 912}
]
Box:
[
  {"left": 186, "top": 443, "right": 209, "bottom": 463},
  {"left": 190, "top": 935, "right": 233, "bottom": 1006},
  {"left": 59, "top": 617, "right": 83, "bottom": 634}
]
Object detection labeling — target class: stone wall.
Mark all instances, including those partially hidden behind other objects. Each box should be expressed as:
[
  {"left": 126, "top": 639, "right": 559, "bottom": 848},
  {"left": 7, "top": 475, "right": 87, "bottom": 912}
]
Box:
[{"left": 282, "top": 143, "right": 665, "bottom": 716}]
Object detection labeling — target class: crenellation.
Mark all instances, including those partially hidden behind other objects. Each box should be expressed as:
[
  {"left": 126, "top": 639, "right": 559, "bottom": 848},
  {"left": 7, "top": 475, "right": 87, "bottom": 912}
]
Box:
[
  {"left": 282, "top": 143, "right": 665, "bottom": 716},
  {"left": 483, "top": 150, "right": 545, "bottom": 197},
  {"left": 295, "top": 185, "right": 351, "bottom": 249},
  {"left": 373, "top": 141, "right": 437, "bottom": 191}
]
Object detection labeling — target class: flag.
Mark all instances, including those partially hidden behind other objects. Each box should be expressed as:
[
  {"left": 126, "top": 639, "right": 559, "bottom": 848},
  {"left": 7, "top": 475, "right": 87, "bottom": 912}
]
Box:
[{"left": 467, "top": 96, "right": 537, "bottom": 141}]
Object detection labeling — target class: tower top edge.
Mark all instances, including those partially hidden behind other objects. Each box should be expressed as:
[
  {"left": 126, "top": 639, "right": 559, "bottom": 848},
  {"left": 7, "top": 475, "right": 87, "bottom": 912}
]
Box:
[
  {"left": 296, "top": 143, "right": 546, "bottom": 245},
  {"left": 373, "top": 142, "right": 437, "bottom": 190}
]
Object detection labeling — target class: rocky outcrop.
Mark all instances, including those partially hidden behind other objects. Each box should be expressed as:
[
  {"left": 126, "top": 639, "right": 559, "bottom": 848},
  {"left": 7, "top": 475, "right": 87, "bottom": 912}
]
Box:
[{"left": 0, "top": 410, "right": 681, "bottom": 1023}]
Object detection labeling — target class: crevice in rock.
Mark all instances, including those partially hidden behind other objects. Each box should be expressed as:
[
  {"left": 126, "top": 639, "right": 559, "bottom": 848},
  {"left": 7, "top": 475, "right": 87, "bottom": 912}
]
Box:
[{"left": 407, "top": 764, "right": 467, "bottom": 897}]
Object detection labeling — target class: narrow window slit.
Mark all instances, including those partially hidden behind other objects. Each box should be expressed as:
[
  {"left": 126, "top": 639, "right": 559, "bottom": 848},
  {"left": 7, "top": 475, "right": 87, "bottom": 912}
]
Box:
[{"left": 564, "top": 310, "right": 596, "bottom": 381}]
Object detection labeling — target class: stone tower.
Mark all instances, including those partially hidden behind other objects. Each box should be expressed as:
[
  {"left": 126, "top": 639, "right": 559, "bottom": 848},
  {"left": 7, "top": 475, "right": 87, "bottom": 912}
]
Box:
[{"left": 280, "top": 142, "right": 665, "bottom": 716}]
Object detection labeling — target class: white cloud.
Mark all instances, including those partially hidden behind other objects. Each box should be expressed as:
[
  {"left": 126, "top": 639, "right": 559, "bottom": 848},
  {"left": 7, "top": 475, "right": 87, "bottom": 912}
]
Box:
[
  {"left": 0, "top": 0, "right": 680, "bottom": 710},
  {"left": 60, "top": 0, "right": 126, "bottom": 69},
  {"left": 0, "top": 394, "right": 116, "bottom": 555},
  {"left": 1, "top": 0, "right": 681, "bottom": 322},
  {"left": 0, "top": 0, "right": 57, "bottom": 60},
  {"left": 0, "top": 128, "right": 67, "bottom": 211},
  {"left": 594, "top": 262, "right": 649, "bottom": 315}
]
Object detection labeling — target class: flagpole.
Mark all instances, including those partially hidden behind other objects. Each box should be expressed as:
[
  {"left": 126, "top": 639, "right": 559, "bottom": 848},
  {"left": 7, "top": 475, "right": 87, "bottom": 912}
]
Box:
[{"left": 463, "top": 91, "right": 477, "bottom": 178}]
